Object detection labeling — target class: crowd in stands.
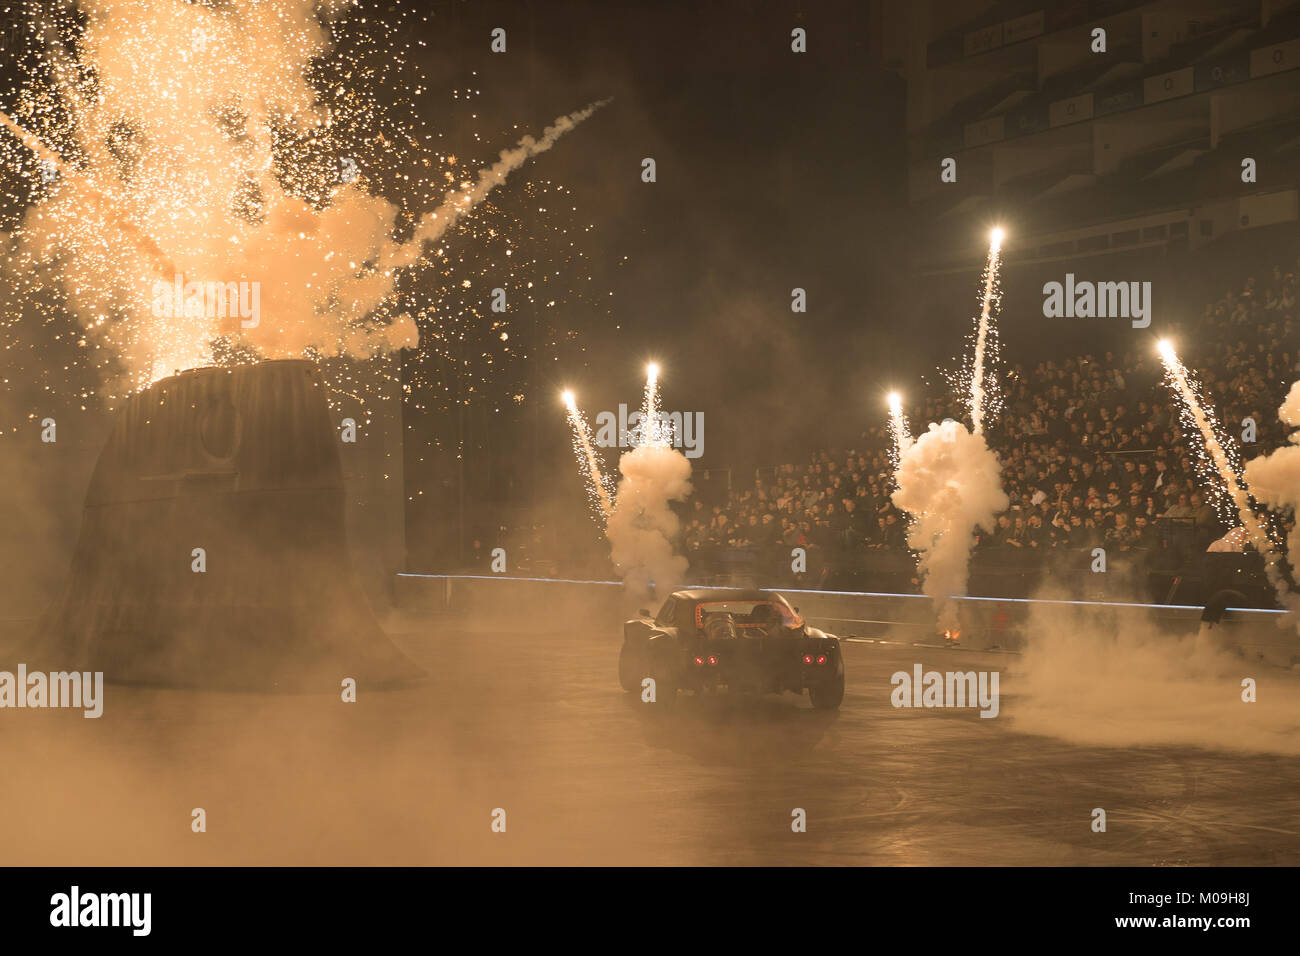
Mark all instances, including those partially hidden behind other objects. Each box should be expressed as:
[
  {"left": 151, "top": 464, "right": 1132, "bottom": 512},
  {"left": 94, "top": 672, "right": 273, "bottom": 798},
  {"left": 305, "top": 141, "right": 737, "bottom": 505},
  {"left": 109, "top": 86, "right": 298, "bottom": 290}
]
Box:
[{"left": 683, "top": 253, "right": 1300, "bottom": 568}]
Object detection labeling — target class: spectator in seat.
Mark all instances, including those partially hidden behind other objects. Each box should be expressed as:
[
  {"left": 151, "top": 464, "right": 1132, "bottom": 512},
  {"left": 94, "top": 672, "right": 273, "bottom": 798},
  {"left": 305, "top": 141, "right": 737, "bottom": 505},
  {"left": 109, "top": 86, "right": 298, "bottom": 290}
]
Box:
[{"left": 1164, "top": 493, "right": 1192, "bottom": 520}]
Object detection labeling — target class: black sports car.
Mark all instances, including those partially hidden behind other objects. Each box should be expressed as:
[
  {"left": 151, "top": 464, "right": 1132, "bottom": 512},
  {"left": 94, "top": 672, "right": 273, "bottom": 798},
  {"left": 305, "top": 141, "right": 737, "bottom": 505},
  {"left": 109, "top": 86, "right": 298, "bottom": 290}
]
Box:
[{"left": 619, "top": 589, "right": 846, "bottom": 709}]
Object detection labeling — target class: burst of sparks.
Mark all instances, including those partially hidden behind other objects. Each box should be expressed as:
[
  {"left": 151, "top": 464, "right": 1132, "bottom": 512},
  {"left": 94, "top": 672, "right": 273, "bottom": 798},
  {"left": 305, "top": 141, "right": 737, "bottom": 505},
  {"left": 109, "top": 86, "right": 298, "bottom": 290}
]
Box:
[{"left": 0, "top": 1, "right": 610, "bottom": 442}]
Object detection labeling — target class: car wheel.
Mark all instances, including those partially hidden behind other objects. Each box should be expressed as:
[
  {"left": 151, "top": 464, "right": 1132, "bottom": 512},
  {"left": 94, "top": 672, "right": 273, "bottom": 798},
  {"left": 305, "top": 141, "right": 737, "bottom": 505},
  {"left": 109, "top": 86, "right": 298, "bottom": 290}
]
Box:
[
  {"left": 618, "top": 640, "right": 644, "bottom": 693},
  {"left": 809, "top": 658, "right": 845, "bottom": 710}
]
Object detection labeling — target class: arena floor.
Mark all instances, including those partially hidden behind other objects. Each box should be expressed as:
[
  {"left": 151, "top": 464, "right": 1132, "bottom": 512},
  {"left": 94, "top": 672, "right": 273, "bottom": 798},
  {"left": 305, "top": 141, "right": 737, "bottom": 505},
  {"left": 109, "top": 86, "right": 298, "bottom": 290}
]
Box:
[{"left": 2, "top": 609, "right": 1299, "bottom": 866}]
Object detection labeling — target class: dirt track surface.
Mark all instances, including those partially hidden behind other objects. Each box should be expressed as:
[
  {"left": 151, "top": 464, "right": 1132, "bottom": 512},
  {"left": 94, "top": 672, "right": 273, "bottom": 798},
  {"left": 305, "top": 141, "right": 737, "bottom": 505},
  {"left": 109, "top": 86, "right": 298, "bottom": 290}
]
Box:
[{"left": 2, "top": 609, "right": 1299, "bottom": 865}]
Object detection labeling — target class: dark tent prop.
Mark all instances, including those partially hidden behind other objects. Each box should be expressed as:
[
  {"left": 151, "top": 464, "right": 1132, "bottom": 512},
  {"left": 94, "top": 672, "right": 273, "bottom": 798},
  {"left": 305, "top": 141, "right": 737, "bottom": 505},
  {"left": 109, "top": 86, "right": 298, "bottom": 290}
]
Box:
[{"left": 30, "top": 359, "right": 422, "bottom": 690}]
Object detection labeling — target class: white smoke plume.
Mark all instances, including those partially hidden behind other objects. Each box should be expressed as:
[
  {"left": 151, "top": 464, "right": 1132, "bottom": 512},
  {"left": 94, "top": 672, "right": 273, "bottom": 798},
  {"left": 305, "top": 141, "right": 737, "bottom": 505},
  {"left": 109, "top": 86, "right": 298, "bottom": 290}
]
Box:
[
  {"left": 606, "top": 445, "right": 692, "bottom": 599},
  {"left": 1242, "top": 380, "right": 1300, "bottom": 624},
  {"left": 891, "top": 419, "right": 1007, "bottom": 632}
]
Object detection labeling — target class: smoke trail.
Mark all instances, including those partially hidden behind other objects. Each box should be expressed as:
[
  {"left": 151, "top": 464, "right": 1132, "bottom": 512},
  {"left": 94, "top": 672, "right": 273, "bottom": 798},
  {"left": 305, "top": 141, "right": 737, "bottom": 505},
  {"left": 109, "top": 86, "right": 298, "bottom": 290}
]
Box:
[
  {"left": 562, "top": 391, "right": 615, "bottom": 522},
  {"left": 1242, "top": 380, "right": 1300, "bottom": 623},
  {"left": 381, "top": 100, "right": 611, "bottom": 271},
  {"left": 1158, "top": 342, "right": 1285, "bottom": 595},
  {"left": 891, "top": 419, "right": 1007, "bottom": 632},
  {"left": 968, "top": 229, "right": 1003, "bottom": 435}
]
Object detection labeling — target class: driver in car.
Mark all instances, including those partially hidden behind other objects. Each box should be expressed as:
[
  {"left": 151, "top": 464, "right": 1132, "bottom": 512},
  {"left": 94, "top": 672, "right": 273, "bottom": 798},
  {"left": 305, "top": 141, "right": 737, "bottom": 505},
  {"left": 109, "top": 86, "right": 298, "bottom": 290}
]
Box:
[{"left": 746, "top": 603, "right": 784, "bottom": 637}]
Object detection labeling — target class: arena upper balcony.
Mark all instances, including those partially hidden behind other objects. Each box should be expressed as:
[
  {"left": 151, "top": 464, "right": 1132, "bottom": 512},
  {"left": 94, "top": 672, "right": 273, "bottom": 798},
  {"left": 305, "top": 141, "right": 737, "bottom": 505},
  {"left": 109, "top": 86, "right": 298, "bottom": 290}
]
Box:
[{"left": 902, "top": 4, "right": 1297, "bottom": 165}]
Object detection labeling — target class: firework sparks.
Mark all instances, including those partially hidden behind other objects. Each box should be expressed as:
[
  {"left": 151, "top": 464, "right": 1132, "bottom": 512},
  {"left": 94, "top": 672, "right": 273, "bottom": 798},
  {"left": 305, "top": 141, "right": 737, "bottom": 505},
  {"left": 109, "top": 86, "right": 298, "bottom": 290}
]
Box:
[
  {"left": 887, "top": 390, "right": 912, "bottom": 476},
  {"left": 0, "top": 109, "right": 66, "bottom": 174},
  {"left": 968, "top": 227, "right": 1004, "bottom": 436},
  {"left": 562, "top": 389, "right": 615, "bottom": 523},
  {"left": 1, "top": 107, "right": 178, "bottom": 277},
  {"left": 640, "top": 361, "right": 668, "bottom": 447},
  {"left": 1156, "top": 339, "right": 1285, "bottom": 587}
]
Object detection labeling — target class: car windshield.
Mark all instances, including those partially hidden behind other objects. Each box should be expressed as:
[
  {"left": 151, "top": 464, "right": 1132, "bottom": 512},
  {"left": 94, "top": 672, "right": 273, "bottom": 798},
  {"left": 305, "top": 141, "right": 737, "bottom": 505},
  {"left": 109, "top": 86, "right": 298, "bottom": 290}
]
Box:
[
  {"left": 693, "top": 599, "right": 801, "bottom": 630},
  {"left": 654, "top": 598, "right": 677, "bottom": 627}
]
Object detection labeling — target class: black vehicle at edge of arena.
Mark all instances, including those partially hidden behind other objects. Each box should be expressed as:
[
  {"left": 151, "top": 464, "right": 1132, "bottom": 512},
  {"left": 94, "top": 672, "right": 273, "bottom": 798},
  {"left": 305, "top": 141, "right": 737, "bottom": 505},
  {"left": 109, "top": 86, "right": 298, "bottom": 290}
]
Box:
[{"left": 619, "top": 588, "right": 846, "bottom": 709}]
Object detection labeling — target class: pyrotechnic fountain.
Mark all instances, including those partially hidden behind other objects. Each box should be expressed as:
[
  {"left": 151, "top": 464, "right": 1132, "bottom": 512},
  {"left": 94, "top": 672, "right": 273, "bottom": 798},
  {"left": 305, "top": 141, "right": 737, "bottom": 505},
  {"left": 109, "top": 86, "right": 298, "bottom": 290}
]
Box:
[
  {"left": 887, "top": 390, "right": 912, "bottom": 475},
  {"left": 1157, "top": 339, "right": 1289, "bottom": 600},
  {"left": 563, "top": 364, "right": 691, "bottom": 597},
  {"left": 890, "top": 229, "right": 1008, "bottom": 636},
  {"left": 640, "top": 362, "right": 664, "bottom": 445},
  {"left": 562, "top": 389, "right": 616, "bottom": 522},
  {"left": 891, "top": 420, "right": 1007, "bottom": 636},
  {"left": 969, "top": 228, "right": 1004, "bottom": 436},
  {"left": 607, "top": 364, "right": 692, "bottom": 597}
]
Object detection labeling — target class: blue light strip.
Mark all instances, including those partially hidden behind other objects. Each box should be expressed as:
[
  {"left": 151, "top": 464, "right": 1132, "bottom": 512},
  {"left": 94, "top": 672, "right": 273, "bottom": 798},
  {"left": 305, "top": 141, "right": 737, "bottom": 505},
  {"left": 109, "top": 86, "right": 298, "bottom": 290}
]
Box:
[
  {"left": 397, "top": 572, "right": 624, "bottom": 587},
  {"left": 395, "top": 572, "right": 1287, "bottom": 616}
]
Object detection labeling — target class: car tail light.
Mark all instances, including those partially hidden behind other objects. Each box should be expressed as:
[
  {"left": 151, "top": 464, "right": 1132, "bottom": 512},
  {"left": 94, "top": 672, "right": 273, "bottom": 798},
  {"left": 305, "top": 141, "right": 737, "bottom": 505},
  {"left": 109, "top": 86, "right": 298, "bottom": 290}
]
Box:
[
  {"left": 707, "top": 655, "right": 718, "bottom": 666},
  {"left": 802, "top": 654, "right": 813, "bottom": 664},
  {"left": 694, "top": 656, "right": 705, "bottom": 666},
  {"left": 816, "top": 655, "right": 827, "bottom": 665}
]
